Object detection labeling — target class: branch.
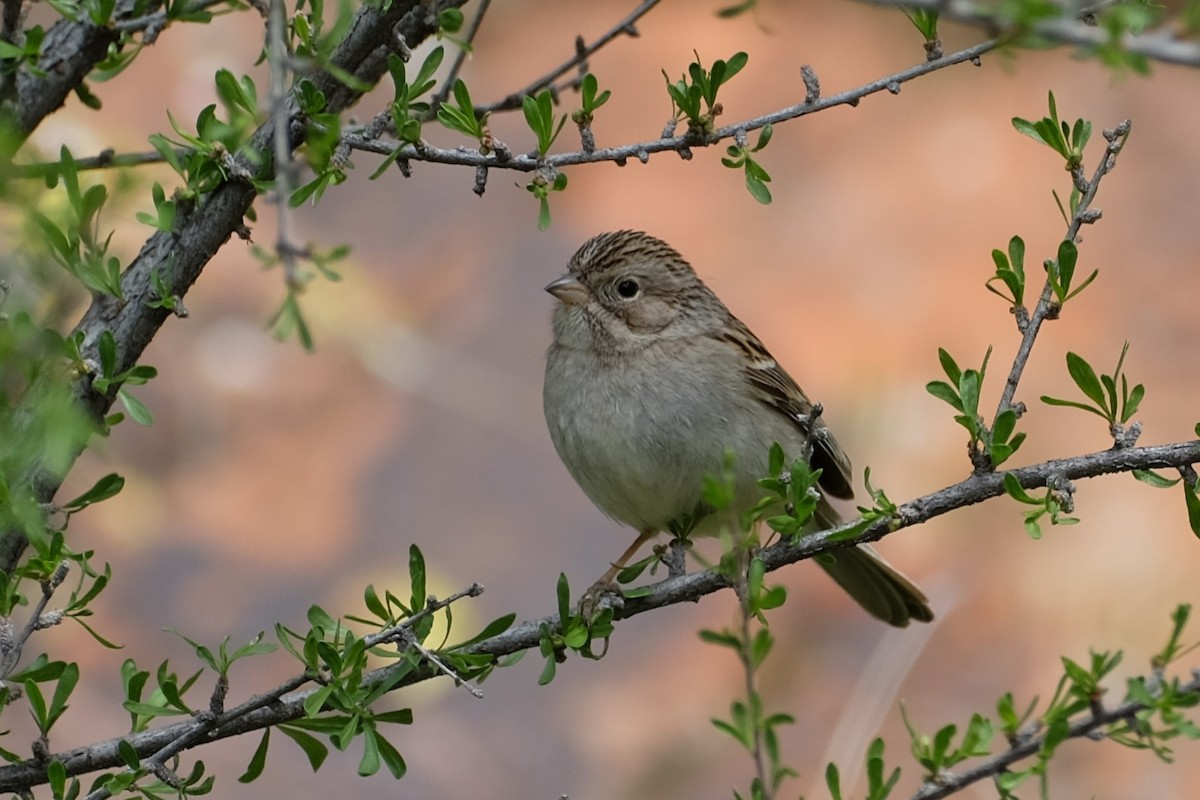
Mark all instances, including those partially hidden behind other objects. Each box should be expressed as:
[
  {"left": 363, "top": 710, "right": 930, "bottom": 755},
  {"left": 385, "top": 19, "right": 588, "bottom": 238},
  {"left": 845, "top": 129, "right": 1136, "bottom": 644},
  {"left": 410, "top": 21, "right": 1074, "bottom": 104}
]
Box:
[
  {"left": 473, "top": 0, "right": 662, "bottom": 114},
  {"left": 996, "top": 120, "right": 1132, "bottom": 417},
  {"left": 0, "top": 561, "right": 69, "bottom": 678},
  {"left": 427, "top": 0, "right": 492, "bottom": 112},
  {"left": 910, "top": 671, "right": 1200, "bottom": 799},
  {"left": 11, "top": 30, "right": 995, "bottom": 184},
  {"left": 349, "top": 37, "right": 999, "bottom": 173},
  {"left": 3, "top": 438, "right": 1196, "bottom": 792},
  {"left": 856, "top": 0, "right": 1200, "bottom": 68},
  {"left": 113, "top": 0, "right": 233, "bottom": 35}
]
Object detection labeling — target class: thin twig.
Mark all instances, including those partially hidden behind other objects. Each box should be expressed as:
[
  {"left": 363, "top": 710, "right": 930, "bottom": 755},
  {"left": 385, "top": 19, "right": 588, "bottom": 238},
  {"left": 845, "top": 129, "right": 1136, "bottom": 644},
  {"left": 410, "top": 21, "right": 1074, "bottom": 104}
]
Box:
[
  {"left": 113, "top": 0, "right": 233, "bottom": 33},
  {"left": 734, "top": 550, "right": 771, "bottom": 798},
  {"left": 10, "top": 148, "right": 185, "bottom": 178},
  {"left": 428, "top": 0, "right": 491, "bottom": 112},
  {"left": 80, "top": 673, "right": 312, "bottom": 800},
  {"left": 364, "top": 582, "right": 484, "bottom": 649},
  {"left": 473, "top": 0, "right": 661, "bottom": 114},
  {"left": 995, "top": 121, "right": 1132, "bottom": 417}
]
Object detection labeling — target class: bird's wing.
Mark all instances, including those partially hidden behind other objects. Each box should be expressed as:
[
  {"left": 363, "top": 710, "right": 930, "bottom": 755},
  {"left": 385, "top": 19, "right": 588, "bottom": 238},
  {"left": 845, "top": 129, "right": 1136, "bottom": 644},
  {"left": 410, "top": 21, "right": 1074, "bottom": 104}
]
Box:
[{"left": 717, "top": 315, "right": 855, "bottom": 500}]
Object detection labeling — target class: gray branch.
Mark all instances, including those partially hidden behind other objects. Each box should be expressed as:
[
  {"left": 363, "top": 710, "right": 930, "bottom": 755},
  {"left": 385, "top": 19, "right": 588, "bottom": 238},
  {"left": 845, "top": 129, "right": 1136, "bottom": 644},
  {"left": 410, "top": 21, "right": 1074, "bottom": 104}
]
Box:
[
  {"left": 856, "top": 0, "right": 1200, "bottom": 68},
  {"left": 1, "top": 438, "right": 1196, "bottom": 793},
  {"left": 996, "top": 121, "right": 1132, "bottom": 418},
  {"left": 350, "top": 38, "right": 999, "bottom": 174}
]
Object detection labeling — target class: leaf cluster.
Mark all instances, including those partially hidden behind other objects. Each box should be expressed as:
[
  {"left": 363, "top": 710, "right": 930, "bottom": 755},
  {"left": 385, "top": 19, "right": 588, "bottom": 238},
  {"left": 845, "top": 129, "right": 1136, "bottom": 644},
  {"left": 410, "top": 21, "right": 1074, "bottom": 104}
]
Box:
[
  {"left": 536, "top": 573, "right": 614, "bottom": 685},
  {"left": 1040, "top": 343, "right": 1143, "bottom": 428},
  {"left": 927, "top": 347, "right": 1025, "bottom": 468},
  {"left": 31, "top": 148, "right": 124, "bottom": 298},
  {"left": 1001, "top": 472, "right": 1079, "bottom": 539},
  {"left": 721, "top": 124, "right": 774, "bottom": 205},
  {"left": 663, "top": 51, "right": 748, "bottom": 135},
  {"left": 571, "top": 73, "right": 612, "bottom": 126},
  {"left": 386, "top": 47, "right": 444, "bottom": 145}
]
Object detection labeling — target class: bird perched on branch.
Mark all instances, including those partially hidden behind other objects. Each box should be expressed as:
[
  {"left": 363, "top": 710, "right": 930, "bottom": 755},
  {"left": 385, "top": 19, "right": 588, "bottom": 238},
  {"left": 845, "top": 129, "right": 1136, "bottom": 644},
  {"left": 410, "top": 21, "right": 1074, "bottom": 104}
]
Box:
[{"left": 543, "top": 230, "right": 932, "bottom": 627}]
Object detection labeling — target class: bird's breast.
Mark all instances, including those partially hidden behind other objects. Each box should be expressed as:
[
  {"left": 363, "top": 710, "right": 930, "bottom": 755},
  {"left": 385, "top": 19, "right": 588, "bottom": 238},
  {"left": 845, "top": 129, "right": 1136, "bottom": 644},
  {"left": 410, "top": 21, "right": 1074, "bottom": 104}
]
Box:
[{"left": 544, "top": 343, "right": 800, "bottom": 533}]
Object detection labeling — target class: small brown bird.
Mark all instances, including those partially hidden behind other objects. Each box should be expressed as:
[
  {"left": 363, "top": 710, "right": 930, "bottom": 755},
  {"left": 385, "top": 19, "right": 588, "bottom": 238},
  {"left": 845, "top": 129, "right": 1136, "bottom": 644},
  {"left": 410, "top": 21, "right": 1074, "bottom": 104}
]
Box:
[{"left": 542, "top": 230, "right": 932, "bottom": 626}]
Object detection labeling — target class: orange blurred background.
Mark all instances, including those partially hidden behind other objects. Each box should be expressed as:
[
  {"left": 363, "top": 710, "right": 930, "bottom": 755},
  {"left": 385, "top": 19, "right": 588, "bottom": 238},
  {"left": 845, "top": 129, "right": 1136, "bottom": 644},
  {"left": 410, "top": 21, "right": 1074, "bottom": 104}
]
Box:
[{"left": 23, "top": 1, "right": 1200, "bottom": 797}]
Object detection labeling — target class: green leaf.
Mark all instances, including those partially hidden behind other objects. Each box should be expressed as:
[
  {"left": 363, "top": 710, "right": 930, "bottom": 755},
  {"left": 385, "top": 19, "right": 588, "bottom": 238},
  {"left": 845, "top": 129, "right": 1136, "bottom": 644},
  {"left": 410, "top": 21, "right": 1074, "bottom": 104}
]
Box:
[
  {"left": 723, "top": 51, "right": 748, "bottom": 82},
  {"left": 47, "top": 760, "right": 67, "bottom": 797},
  {"left": 958, "top": 369, "right": 981, "bottom": 419},
  {"left": 408, "top": 544, "right": 426, "bottom": 616},
  {"left": 117, "top": 738, "right": 141, "bottom": 769},
  {"left": 1132, "top": 469, "right": 1179, "bottom": 489},
  {"left": 937, "top": 347, "right": 961, "bottom": 384},
  {"left": 238, "top": 730, "right": 270, "bottom": 782},
  {"left": 24, "top": 679, "right": 48, "bottom": 731},
  {"left": 358, "top": 725, "right": 382, "bottom": 776},
  {"left": 1185, "top": 482, "right": 1200, "bottom": 538},
  {"left": 64, "top": 473, "right": 125, "bottom": 511},
  {"left": 1040, "top": 394, "right": 1107, "bottom": 419},
  {"left": 1011, "top": 116, "right": 1044, "bottom": 144},
  {"left": 1003, "top": 473, "right": 1038, "bottom": 505},
  {"left": 1122, "top": 382, "right": 1145, "bottom": 423},
  {"left": 117, "top": 387, "right": 153, "bottom": 426},
  {"left": 366, "top": 728, "right": 405, "bottom": 778},
  {"left": 993, "top": 409, "right": 1017, "bottom": 443},
  {"left": 445, "top": 613, "right": 514, "bottom": 651},
  {"left": 556, "top": 573, "right": 571, "bottom": 627},
  {"left": 745, "top": 169, "right": 772, "bottom": 204},
  {"left": 1055, "top": 239, "right": 1079, "bottom": 296},
  {"left": 767, "top": 442, "right": 785, "bottom": 477},
  {"left": 279, "top": 725, "right": 329, "bottom": 771},
  {"left": 1065, "top": 352, "right": 1106, "bottom": 409},
  {"left": 47, "top": 662, "right": 79, "bottom": 729},
  {"left": 925, "top": 380, "right": 962, "bottom": 412},
  {"left": 825, "top": 761, "right": 843, "bottom": 800}
]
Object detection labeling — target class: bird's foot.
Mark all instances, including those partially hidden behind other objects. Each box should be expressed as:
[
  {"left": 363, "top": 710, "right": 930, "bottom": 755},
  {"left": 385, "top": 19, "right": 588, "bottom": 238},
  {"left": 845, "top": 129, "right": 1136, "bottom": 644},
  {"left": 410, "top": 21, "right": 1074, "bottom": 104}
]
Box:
[{"left": 578, "top": 578, "right": 625, "bottom": 621}]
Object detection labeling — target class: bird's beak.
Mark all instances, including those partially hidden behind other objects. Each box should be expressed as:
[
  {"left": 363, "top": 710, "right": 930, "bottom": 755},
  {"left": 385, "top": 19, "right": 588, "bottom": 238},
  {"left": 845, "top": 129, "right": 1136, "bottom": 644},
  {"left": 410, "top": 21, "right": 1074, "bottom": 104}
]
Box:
[{"left": 544, "top": 275, "right": 589, "bottom": 306}]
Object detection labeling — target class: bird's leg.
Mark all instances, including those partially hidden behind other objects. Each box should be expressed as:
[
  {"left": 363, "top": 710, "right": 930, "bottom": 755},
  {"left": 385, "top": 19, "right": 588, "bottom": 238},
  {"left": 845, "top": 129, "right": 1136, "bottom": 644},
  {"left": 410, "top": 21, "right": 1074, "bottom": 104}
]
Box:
[{"left": 579, "top": 529, "right": 656, "bottom": 619}]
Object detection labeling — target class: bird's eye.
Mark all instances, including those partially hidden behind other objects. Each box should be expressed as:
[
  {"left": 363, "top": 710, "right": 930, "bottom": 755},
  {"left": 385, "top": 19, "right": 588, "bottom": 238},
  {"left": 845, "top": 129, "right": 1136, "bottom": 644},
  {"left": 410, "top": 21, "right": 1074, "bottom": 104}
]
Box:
[{"left": 616, "top": 279, "right": 640, "bottom": 299}]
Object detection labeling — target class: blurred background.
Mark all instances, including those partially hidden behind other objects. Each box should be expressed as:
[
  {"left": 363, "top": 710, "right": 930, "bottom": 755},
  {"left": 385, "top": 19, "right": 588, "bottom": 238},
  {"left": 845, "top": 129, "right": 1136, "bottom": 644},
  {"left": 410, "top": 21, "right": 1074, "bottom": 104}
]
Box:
[{"left": 18, "top": 0, "right": 1200, "bottom": 797}]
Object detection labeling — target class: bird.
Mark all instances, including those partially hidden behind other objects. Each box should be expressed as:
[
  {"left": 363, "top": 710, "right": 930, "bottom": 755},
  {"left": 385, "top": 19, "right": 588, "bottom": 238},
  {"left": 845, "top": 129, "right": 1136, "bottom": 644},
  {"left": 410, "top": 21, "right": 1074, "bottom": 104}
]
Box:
[{"left": 542, "top": 230, "right": 932, "bottom": 627}]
